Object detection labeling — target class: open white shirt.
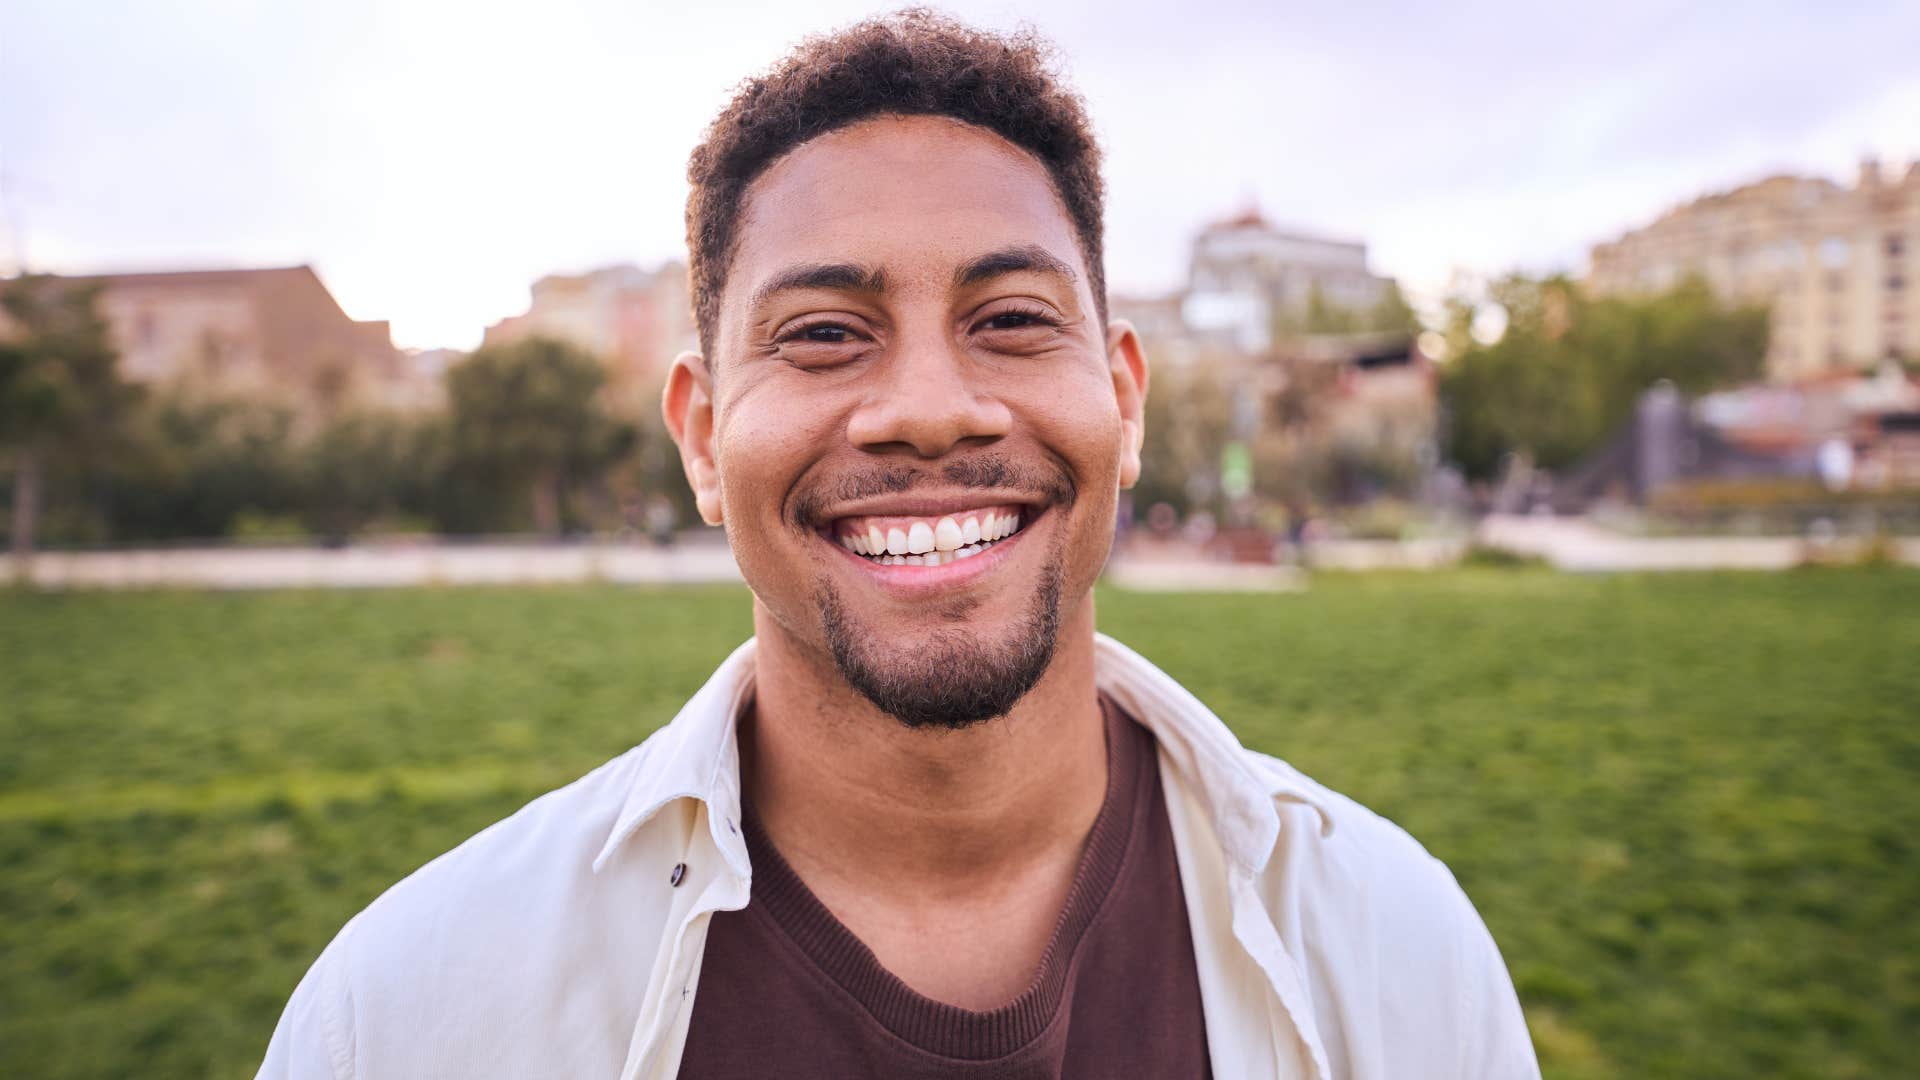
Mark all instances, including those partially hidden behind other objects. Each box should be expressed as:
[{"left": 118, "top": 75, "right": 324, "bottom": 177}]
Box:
[{"left": 260, "top": 634, "right": 1540, "bottom": 1079}]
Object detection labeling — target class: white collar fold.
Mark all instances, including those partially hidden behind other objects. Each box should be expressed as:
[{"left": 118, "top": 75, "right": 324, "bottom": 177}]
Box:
[{"left": 592, "top": 633, "right": 1332, "bottom": 878}]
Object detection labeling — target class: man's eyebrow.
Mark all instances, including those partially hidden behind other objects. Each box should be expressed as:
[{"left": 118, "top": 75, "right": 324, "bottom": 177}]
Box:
[
  {"left": 953, "top": 244, "right": 1078, "bottom": 289},
  {"left": 748, "top": 262, "right": 886, "bottom": 310}
]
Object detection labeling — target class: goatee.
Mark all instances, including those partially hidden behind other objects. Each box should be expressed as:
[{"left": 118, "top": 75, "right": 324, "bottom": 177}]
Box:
[{"left": 817, "top": 563, "right": 1063, "bottom": 730}]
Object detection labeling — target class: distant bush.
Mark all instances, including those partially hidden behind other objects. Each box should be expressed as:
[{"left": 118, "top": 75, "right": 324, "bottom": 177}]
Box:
[
  {"left": 8, "top": 325, "right": 704, "bottom": 547},
  {"left": 228, "top": 511, "right": 310, "bottom": 544},
  {"left": 1650, "top": 479, "right": 1920, "bottom": 537},
  {"left": 1337, "top": 498, "right": 1419, "bottom": 541},
  {"left": 1459, "top": 543, "right": 1550, "bottom": 569},
  {"left": 1651, "top": 478, "right": 1920, "bottom": 510}
]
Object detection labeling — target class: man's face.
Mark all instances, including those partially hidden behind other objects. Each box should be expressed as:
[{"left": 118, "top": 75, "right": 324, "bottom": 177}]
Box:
[{"left": 666, "top": 114, "right": 1146, "bottom": 729}]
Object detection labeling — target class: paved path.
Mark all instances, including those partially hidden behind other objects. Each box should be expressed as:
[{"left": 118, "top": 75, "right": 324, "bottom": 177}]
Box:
[
  {"left": 1475, "top": 514, "right": 1920, "bottom": 571},
  {"left": 1, "top": 541, "right": 746, "bottom": 589},
  {"left": 4, "top": 519, "right": 1914, "bottom": 590}
]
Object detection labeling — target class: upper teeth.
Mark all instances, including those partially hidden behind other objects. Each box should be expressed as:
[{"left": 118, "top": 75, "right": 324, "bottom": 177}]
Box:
[{"left": 836, "top": 509, "right": 1024, "bottom": 563}]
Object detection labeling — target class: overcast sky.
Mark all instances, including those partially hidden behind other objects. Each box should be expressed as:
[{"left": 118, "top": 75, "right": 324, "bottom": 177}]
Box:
[{"left": 4, "top": 0, "right": 1917, "bottom": 349}]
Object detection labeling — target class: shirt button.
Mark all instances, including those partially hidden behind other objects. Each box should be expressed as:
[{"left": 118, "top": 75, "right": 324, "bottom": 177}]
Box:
[{"left": 669, "top": 862, "right": 687, "bottom": 887}]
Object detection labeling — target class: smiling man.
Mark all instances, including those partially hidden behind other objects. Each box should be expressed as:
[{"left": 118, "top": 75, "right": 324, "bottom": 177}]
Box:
[{"left": 261, "top": 12, "right": 1537, "bottom": 1080}]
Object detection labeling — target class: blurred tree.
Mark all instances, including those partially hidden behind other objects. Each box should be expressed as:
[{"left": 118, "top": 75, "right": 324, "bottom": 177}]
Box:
[
  {"left": 0, "top": 275, "right": 141, "bottom": 559},
  {"left": 602, "top": 391, "right": 702, "bottom": 535},
  {"left": 1366, "top": 280, "right": 1424, "bottom": 337},
  {"left": 99, "top": 390, "right": 300, "bottom": 542},
  {"left": 1272, "top": 280, "right": 1424, "bottom": 339},
  {"left": 1134, "top": 362, "right": 1235, "bottom": 521},
  {"left": 297, "top": 410, "right": 435, "bottom": 544},
  {"left": 1255, "top": 355, "right": 1341, "bottom": 524},
  {"left": 444, "top": 337, "right": 630, "bottom": 537},
  {"left": 1441, "top": 275, "right": 1769, "bottom": 480}
]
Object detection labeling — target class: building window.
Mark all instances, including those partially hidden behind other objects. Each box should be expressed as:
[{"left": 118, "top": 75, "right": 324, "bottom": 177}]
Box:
[
  {"left": 1829, "top": 271, "right": 1847, "bottom": 292},
  {"left": 1890, "top": 275, "right": 1906, "bottom": 291},
  {"left": 1890, "top": 234, "right": 1907, "bottom": 259},
  {"left": 1820, "top": 237, "right": 1850, "bottom": 268}
]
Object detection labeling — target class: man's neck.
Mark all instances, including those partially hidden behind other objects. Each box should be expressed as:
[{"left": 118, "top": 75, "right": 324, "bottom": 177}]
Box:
[{"left": 740, "top": 598, "right": 1109, "bottom": 1007}]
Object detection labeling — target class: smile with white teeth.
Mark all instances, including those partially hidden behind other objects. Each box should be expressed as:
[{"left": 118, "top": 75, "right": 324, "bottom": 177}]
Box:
[{"left": 833, "top": 507, "right": 1027, "bottom": 567}]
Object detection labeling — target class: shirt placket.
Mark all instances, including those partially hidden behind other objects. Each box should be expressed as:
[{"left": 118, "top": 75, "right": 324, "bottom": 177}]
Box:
[
  {"left": 620, "top": 826, "right": 751, "bottom": 1080},
  {"left": 1228, "top": 870, "right": 1333, "bottom": 1080}
]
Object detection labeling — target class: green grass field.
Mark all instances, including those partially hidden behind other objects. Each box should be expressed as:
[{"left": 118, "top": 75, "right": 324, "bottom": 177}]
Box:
[{"left": 3, "top": 569, "right": 1916, "bottom": 1078}]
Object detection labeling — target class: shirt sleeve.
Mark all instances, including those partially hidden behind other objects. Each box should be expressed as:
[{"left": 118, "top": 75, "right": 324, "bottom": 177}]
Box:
[
  {"left": 1450, "top": 875, "right": 1541, "bottom": 1080},
  {"left": 257, "top": 927, "right": 357, "bottom": 1080}
]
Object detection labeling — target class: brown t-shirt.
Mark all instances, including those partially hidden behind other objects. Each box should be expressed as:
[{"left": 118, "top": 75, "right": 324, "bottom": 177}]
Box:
[{"left": 678, "top": 699, "right": 1212, "bottom": 1078}]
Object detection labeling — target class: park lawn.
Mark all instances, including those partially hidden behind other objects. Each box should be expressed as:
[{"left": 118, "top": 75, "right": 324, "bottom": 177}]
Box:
[{"left": 2, "top": 569, "right": 1916, "bottom": 1078}]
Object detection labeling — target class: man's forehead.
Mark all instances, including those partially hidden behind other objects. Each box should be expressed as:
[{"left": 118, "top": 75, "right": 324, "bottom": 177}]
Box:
[{"left": 729, "top": 116, "right": 1087, "bottom": 296}]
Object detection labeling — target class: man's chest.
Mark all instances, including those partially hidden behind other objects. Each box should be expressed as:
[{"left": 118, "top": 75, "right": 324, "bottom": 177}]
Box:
[{"left": 677, "top": 714, "right": 1211, "bottom": 1077}]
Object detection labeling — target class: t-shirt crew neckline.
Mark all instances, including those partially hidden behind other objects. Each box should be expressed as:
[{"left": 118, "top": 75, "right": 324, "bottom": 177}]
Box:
[{"left": 736, "top": 696, "right": 1149, "bottom": 1062}]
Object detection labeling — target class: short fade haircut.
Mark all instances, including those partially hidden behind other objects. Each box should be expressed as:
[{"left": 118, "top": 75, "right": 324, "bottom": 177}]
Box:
[{"left": 684, "top": 8, "right": 1107, "bottom": 360}]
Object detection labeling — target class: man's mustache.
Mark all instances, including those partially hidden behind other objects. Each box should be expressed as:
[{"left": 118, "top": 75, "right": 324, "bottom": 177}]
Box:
[{"left": 791, "top": 455, "right": 1075, "bottom": 528}]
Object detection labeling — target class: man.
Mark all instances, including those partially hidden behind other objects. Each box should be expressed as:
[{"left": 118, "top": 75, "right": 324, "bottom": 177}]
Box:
[{"left": 261, "top": 12, "right": 1538, "bottom": 1079}]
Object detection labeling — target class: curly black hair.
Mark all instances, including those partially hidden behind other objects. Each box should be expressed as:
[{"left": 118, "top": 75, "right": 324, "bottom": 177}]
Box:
[{"left": 684, "top": 8, "right": 1106, "bottom": 359}]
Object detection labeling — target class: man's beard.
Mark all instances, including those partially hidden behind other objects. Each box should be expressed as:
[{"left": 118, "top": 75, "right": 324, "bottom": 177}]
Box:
[{"left": 817, "top": 562, "right": 1063, "bottom": 731}]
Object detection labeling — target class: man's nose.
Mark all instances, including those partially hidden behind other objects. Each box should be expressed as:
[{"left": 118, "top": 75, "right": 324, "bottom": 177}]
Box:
[{"left": 845, "top": 334, "right": 1012, "bottom": 457}]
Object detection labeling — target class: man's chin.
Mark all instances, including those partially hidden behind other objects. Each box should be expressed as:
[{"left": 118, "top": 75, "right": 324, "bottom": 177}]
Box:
[{"left": 817, "top": 563, "right": 1063, "bottom": 731}]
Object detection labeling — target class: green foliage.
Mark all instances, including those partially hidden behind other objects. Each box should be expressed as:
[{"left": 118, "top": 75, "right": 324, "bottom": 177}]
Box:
[
  {"left": 0, "top": 277, "right": 133, "bottom": 454},
  {"left": 0, "top": 276, "right": 142, "bottom": 553},
  {"left": 85, "top": 393, "right": 442, "bottom": 545},
  {"left": 1134, "top": 343, "right": 1431, "bottom": 526},
  {"left": 1458, "top": 542, "right": 1552, "bottom": 569},
  {"left": 3, "top": 572, "right": 1917, "bottom": 1078},
  {"left": 1273, "top": 280, "right": 1423, "bottom": 338},
  {"left": 294, "top": 411, "right": 438, "bottom": 543},
  {"left": 1254, "top": 353, "right": 1345, "bottom": 517},
  {"left": 13, "top": 331, "right": 677, "bottom": 545},
  {"left": 1366, "top": 279, "right": 1424, "bottom": 336},
  {"left": 93, "top": 392, "right": 302, "bottom": 542},
  {"left": 445, "top": 337, "right": 634, "bottom": 536},
  {"left": 1134, "top": 363, "right": 1236, "bottom": 519},
  {"left": 1441, "top": 275, "right": 1770, "bottom": 480}
]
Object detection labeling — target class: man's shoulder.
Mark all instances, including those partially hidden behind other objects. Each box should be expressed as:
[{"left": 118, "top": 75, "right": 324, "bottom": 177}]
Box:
[
  {"left": 278, "top": 736, "right": 681, "bottom": 1070},
  {"left": 343, "top": 746, "right": 642, "bottom": 945},
  {"left": 1238, "top": 747, "right": 1440, "bottom": 864},
  {"left": 1233, "top": 744, "right": 1475, "bottom": 930},
  {"left": 1223, "top": 746, "right": 1537, "bottom": 1077}
]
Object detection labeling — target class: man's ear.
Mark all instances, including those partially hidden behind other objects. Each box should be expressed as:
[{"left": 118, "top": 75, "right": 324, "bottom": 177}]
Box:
[
  {"left": 662, "top": 351, "right": 724, "bottom": 526},
  {"left": 1106, "top": 319, "right": 1149, "bottom": 489}
]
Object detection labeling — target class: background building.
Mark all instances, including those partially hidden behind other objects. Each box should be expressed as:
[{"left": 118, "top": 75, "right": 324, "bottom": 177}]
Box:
[
  {"left": 4, "top": 265, "right": 412, "bottom": 414},
  {"left": 1179, "top": 208, "right": 1397, "bottom": 353},
  {"left": 483, "top": 261, "right": 693, "bottom": 409},
  {"left": 1588, "top": 159, "right": 1920, "bottom": 381}
]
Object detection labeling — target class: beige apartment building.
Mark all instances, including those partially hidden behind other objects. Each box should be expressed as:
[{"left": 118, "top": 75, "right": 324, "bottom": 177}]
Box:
[
  {"left": 483, "top": 261, "right": 694, "bottom": 410},
  {"left": 1588, "top": 159, "right": 1920, "bottom": 381}
]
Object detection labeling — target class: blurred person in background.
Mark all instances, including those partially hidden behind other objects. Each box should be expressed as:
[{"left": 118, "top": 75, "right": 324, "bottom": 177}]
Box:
[{"left": 261, "top": 11, "right": 1537, "bottom": 1078}]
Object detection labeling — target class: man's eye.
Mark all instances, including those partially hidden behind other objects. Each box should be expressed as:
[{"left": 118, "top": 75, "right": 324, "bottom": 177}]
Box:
[
  {"left": 801, "top": 325, "right": 854, "bottom": 343},
  {"left": 983, "top": 310, "right": 1052, "bottom": 330}
]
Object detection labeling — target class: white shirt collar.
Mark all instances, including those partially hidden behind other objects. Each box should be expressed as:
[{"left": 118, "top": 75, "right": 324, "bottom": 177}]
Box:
[{"left": 592, "top": 633, "right": 1332, "bottom": 877}]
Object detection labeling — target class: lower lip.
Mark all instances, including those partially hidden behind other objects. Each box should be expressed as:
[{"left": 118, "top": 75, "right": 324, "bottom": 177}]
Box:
[{"left": 824, "top": 513, "right": 1040, "bottom": 597}]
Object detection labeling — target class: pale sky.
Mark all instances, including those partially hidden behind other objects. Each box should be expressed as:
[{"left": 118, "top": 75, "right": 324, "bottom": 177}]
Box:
[{"left": 4, "top": 0, "right": 1917, "bottom": 350}]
